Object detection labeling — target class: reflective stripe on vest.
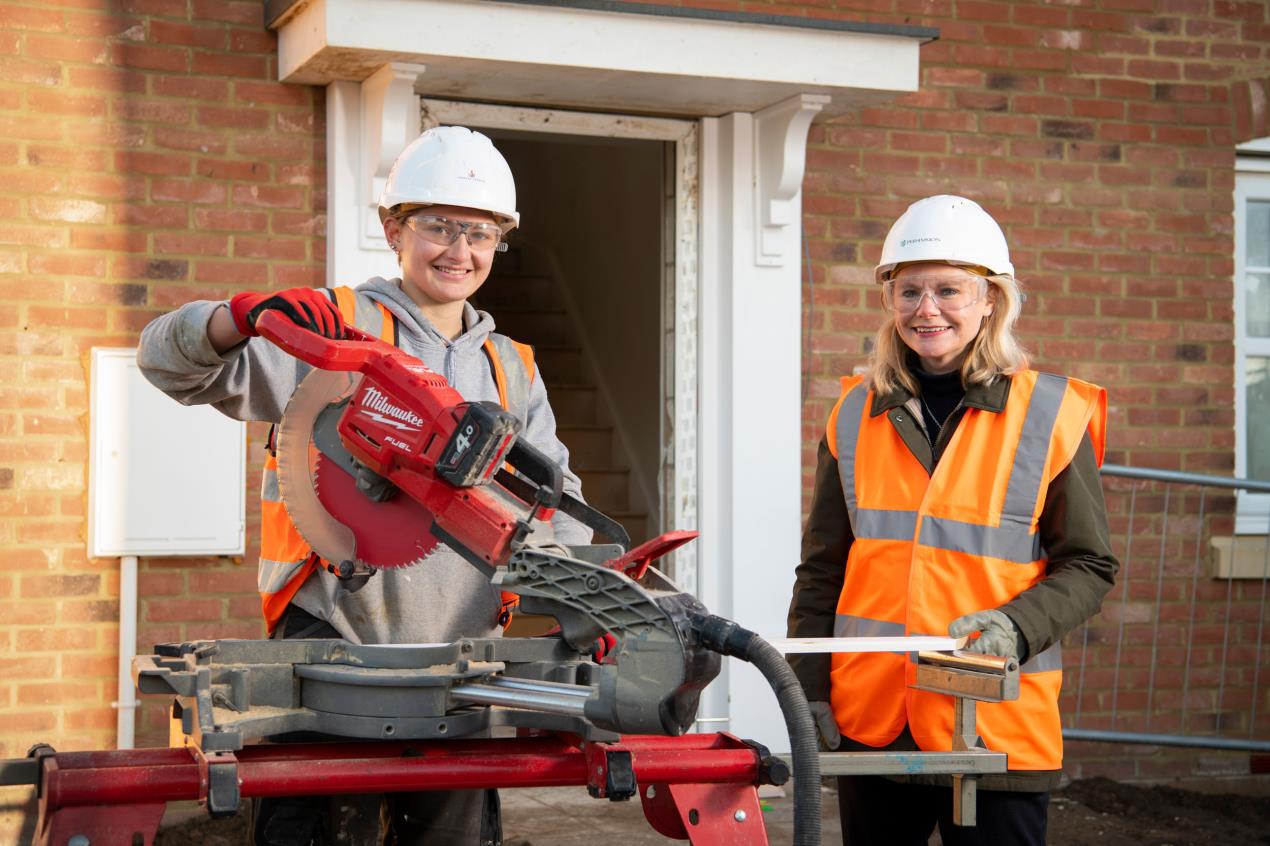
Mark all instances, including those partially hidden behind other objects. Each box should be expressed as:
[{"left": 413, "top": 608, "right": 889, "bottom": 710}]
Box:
[
  {"left": 257, "top": 287, "right": 535, "bottom": 632},
  {"left": 827, "top": 369, "right": 1106, "bottom": 771},
  {"left": 836, "top": 373, "right": 1068, "bottom": 563},
  {"left": 483, "top": 333, "right": 536, "bottom": 419}
]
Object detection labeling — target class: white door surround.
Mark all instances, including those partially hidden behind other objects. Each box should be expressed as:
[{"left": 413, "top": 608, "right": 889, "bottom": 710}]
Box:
[{"left": 275, "top": 0, "right": 931, "bottom": 750}]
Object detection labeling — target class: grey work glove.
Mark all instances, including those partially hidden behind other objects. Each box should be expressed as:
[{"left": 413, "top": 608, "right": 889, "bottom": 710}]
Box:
[
  {"left": 948, "top": 609, "right": 1025, "bottom": 660},
  {"left": 808, "top": 700, "right": 841, "bottom": 750}
]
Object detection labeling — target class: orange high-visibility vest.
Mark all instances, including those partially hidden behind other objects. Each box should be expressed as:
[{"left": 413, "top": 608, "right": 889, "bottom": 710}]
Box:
[
  {"left": 257, "top": 287, "right": 536, "bottom": 633},
  {"left": 826, "top": 369, "right": 1106, "bottom": 771}
]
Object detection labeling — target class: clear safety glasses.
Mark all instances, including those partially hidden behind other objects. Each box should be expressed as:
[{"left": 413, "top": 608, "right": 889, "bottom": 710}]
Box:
[
  {"left": 883, "top": 275, "right": 987, "bottom": 314},
  {"left": 404, "top": 214, "right": 508, "bottom": 254}
]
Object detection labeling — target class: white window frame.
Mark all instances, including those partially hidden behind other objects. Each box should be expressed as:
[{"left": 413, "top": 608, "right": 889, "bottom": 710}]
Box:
[{"left": 1234, "top": 141, "right": 1270, "bottom": 533}]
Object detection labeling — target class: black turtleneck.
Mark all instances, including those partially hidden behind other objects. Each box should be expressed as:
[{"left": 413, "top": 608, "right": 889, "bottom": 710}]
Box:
[{"left": 913, "top": 366, "right": 965, "bottom": 444}]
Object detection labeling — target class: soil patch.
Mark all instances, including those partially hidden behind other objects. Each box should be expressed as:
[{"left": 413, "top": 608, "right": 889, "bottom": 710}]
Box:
[{"left": 1049, "top": 777, "right": 1270, "bottom": 846}]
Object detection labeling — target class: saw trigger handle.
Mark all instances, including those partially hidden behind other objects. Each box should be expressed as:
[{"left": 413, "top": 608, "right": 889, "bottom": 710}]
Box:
[
  {"left": 505, "top": 438, "right": 565, "bottom": 513},
  {"left": 256, "top": 310, "right": 391, "bottom": 371}
]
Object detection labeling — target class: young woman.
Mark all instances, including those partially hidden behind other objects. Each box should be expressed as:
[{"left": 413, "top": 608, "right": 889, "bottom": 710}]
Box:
[
  {"left": 138, "top": 125, "right": 588, "bottom": 846},
  {"left": 787, "top": 194, "right": 1119, "bottom": 846}
]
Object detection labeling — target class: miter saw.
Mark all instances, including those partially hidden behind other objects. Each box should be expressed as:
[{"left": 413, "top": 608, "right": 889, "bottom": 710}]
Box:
[{"left": 245, "top": 311, "right": 822, "bottom": 839}]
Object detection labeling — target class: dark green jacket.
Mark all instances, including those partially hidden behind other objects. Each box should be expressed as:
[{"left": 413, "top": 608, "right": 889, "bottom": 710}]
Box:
[{"left": 786, "top": 372, "right": 1119, "bottom": 791}]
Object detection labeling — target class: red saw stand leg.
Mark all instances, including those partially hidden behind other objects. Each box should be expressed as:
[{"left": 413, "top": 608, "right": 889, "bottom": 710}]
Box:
[
  {"left": 33, "top": 754, "right": 168, "bottom": 846},
  {"left": 639, "top": 781, "right": 769, "bottom": 844}
]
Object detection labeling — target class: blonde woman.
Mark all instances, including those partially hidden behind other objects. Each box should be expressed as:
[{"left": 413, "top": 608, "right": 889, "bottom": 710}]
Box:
[{"left": 787, "top": 195, "right": 1118, "bottom": 845}]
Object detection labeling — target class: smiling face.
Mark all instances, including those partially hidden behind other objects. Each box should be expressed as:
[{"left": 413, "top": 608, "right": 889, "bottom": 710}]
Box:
[
  {"left": 383, "top": 204, "right": 498, "bottom": 311},
  {"left": 890, "top": 262, "right": 995, "bottom": 374}
]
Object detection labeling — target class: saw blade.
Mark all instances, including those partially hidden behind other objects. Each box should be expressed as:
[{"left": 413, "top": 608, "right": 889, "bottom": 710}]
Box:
[{"left": 276, "top": 368, "right": 440, "bottom": 570}]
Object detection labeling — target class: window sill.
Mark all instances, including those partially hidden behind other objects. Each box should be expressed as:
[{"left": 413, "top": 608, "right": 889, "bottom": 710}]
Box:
[{"left": 1210, "top": 536, "right": 1270, "bottom": 579}]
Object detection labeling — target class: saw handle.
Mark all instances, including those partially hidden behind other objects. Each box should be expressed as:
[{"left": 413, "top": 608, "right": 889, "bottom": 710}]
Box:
[
  {"left": 256, "top": 309, "right": 388, "bottom": 370},
  {"left": 505, "top": 438, "right": 564, "bottom": 512}
]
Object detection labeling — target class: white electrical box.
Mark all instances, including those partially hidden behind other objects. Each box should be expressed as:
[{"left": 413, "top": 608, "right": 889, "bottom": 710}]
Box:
[{"left": 89, "top": 348, "right": 246, "bottom": 557}]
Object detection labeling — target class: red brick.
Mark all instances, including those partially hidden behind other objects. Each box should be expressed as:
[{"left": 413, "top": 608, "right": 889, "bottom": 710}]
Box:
[
  {"left": 234, "top": 133, "right": 316, "bottom": 160},
  {"left": 67, "top": 64, "right": 146, "bottom": 92},
  {"left": 187, "top": 567, "right": 257, "bottom": 595},
  {"left": 113, "top": 204, "right": 188, "bottom": 228},
  {"left": 151, "top": 232, "right": 230, "bottom": 256},
  {"left": 17, "top": 628, "right": 96, "bottom": 652},
  {"left": 229, "top": 28, "right": 276, "bottom": 54},
  {"left": 191, "top": 0, "right": 260, "bottom": 25},
  {"left": 28, "top": 253, "right": 109, "bottom": 280},
  {"left": 115, "top": 150, "right": 190, "bottom": 176},
  {"left": 148, "top": 19, "right": 228, "bottom": 50},
  {"left": 233, "top": 81, "right": 312, "bottom": 108},
  {"left": 25, "top": 33, "right": 108, "bottom": 63},
  {"left": 196, "top": 104, "right": 269, "bottom": 130},
  {"left": 151, "top": 177, "right": 227, "bottom": 204},
  {"left": 151, "top": 74, "right": 228, "bottom": 102},
  {"left": 146, "top": 598, "right": 225, "bottom": 623},
  {"left": 153, "top": 126, "right": 228, "bottom": 155},
  {"left": 231, "top": 184, "right": 306, "bottom": 209},
  {"left": 112, "top": 97, "right": 190, "bottom": 124},
  {"left": 193, "top": 208, "right": 269, "bottom": 233},
  {"left": 191, "top": 50, "right": 266, "bottom": 78}
]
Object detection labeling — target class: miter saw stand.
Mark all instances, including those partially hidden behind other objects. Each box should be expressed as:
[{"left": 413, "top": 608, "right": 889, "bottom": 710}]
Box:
[{"left": 6, "top": 635, "right": 1018, "bottom": 846}]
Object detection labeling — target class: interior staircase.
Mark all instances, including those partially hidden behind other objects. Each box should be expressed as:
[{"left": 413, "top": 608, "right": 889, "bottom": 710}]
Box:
[{"left": 475, "top": 247, "right": 650, "bottom": 548}]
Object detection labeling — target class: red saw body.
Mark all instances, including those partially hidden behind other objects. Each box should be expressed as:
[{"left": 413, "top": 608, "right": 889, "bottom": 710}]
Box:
[
  {"left": 259, "top": 311, "right": 635, "bottom": 574},
  {"left": 261, "top": 311, "right": 558, "bottom": 571}
]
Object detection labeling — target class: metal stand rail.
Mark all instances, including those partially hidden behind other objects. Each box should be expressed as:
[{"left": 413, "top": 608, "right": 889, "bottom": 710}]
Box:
[{"left": 11, "top": 733, "right": 787, "bottom": 846}]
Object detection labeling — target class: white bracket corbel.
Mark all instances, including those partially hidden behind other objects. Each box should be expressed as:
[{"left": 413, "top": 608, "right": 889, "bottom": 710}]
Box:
[
  {"left": 753, "top": 93, "right": 829, "bottom": 267},
  {"left": 359, "top": 62, "right": 427, "bottom": 248}
]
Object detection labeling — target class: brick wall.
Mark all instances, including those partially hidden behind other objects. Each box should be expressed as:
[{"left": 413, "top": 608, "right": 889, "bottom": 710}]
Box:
[
  {"left": 1, "top": 2, "right": 1269, "bottom": 831},
  {"left": 0, "top": 0, "right": 324, "bottom": 789}
]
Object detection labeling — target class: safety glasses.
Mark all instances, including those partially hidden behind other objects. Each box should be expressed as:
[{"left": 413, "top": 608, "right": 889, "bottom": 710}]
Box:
[
  {"left": 404, "top": 214, "right": 508, "bottom": 254},
  {"left": 883, "top": 275, "right": 987, "bottom": 314}
]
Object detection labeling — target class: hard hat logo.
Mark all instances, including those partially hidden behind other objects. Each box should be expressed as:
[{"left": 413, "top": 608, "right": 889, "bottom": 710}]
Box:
[{"left": 900, "top": 237, "right": 941, "bottom": 248}]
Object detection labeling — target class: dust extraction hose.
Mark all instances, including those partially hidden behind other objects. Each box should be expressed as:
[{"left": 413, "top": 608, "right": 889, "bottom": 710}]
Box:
[{"left": 692, "top": 613, "right": 821, "bottom": 846}]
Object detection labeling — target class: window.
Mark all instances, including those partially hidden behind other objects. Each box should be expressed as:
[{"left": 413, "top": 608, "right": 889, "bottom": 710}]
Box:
[{"left": 1234, "top": 138, "right": 1270, "bottom": 533}]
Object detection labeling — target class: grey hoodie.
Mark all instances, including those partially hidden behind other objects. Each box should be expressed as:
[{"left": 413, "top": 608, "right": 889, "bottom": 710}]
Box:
[{"left": 137, "top": 277, "right": 591, "bottom": 644}]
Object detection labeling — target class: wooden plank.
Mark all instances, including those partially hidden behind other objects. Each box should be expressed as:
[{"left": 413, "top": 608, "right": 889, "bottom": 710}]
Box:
[{"left": 769, "top": 635, "right": 969, "bottom": 654}]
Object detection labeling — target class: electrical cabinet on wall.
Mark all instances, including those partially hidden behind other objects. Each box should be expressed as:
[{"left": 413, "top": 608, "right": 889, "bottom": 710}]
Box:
[{"left": 89, "top": 348, "right": 246, "bottom": 557}]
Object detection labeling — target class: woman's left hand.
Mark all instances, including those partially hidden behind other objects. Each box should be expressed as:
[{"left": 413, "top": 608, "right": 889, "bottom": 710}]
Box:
[{"left": 949, "top": 609, "right": 1024, "bottom": 659}]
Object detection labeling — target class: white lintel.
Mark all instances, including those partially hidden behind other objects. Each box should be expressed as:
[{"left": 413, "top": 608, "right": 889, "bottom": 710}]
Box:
[{"left": 271, "top": 0, "right": 929, "bottom": 119}]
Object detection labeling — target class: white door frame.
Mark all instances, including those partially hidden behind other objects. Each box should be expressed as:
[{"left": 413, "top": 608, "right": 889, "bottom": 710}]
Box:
[
  {"left": 417, "top": 98, "right": 702, "bottom": 595},
  {"left": 328, "top": 74, "right": 825, "bottom": 751}
]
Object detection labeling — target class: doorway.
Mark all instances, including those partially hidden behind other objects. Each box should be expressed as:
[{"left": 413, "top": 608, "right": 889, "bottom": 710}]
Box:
[
  {"left": 421, "top": 101, "right": 699, "bottom": 588},
  {"left": 482, "top": 130, "right": 664, "bottom": 546}
]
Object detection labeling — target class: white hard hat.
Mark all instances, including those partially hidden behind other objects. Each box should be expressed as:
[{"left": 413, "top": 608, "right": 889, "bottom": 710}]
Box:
[
  {"left": 378, "top": 125, "right": 519, "bottom": 230},
  {"left": 875, "top": 194, "right": 1013, "bottom": 283}
]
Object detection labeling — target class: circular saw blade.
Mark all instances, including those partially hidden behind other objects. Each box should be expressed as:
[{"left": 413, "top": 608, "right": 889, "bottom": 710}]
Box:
[{"left": 277, "top": 369, "right": 440, "bottom": 570}]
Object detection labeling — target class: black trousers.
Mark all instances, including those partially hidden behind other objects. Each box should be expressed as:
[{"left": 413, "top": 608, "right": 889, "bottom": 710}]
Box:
[
  {"left": 838, "top": 775, "right": 1048, "bottom": 846},
  {"left": 251, "top": 606, "right": 502, "bottom": 846}
]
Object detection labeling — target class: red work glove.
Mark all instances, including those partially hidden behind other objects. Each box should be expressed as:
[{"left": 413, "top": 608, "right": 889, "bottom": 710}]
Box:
[{"left": 228, "top": 288, "right": 344, "bottom": 339}]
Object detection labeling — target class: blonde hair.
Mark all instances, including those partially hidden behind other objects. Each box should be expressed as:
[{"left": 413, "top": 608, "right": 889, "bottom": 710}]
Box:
[{"left": 866, "top": 271, "right": 1029, "bottom": 396}]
